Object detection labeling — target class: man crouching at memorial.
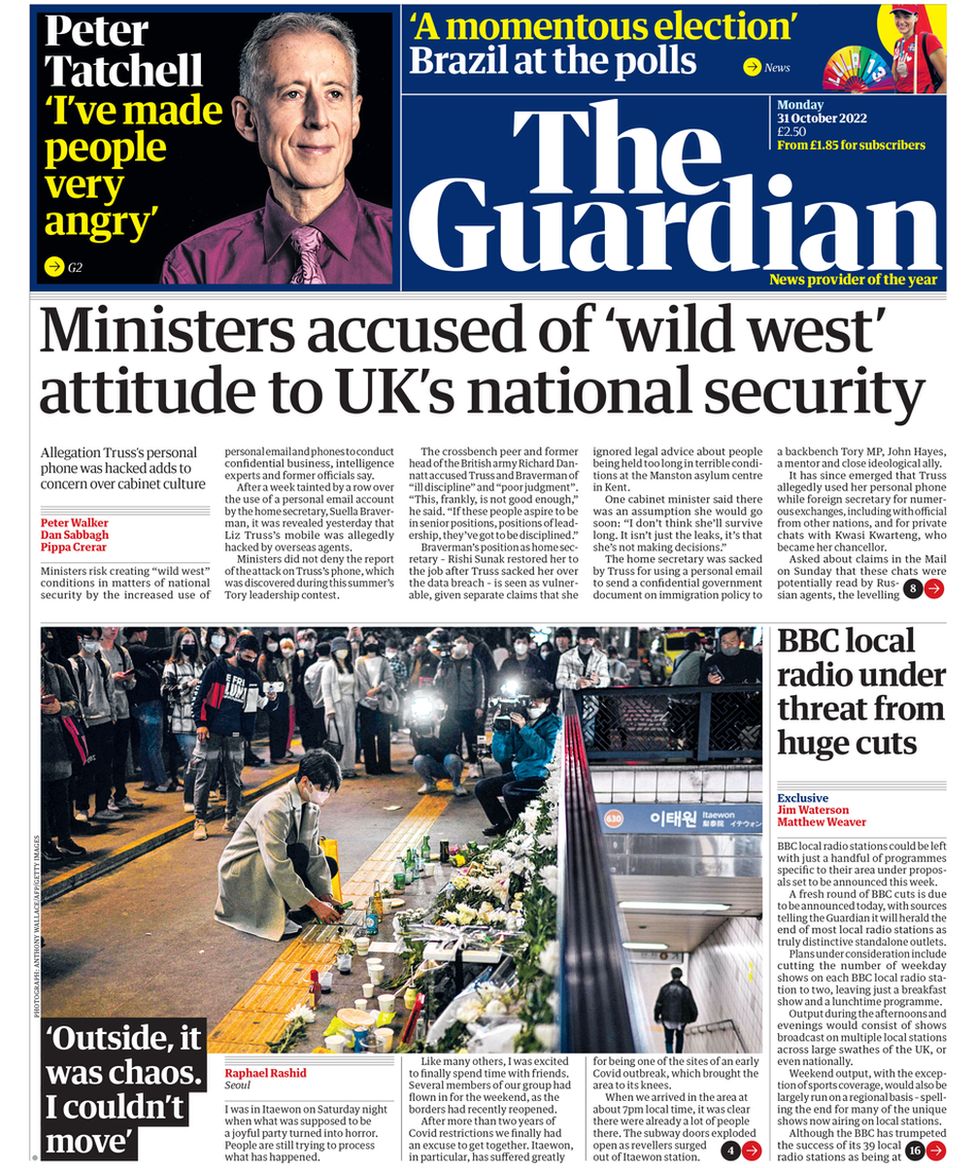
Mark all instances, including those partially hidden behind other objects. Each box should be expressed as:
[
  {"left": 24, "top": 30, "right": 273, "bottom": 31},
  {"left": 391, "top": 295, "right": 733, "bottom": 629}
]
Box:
[{"left": 215, "top": 749, "right": 346, "bottom": 940}]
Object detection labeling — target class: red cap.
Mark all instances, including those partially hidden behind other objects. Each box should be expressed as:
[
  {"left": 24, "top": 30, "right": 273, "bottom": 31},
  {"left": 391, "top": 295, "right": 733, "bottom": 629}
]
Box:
[
  {"left": 309, "top": 969, "right": 319, "bottom": 980},
  {"left": 890, "top": 5, "right": 920, "bottom": 14}
]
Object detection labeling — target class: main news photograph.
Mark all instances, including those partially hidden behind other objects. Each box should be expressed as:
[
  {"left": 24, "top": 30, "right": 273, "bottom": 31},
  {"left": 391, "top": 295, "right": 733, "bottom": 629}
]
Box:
[{"left": 40, "top": 624, "right": 763, "bottom": 1055}]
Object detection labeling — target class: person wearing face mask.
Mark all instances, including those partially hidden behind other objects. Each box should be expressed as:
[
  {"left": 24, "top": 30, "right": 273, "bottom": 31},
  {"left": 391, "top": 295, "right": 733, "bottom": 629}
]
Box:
[
  {"left": 478, "top": 679, "right": 561, "bottom": 836},
  {"left": 215, "top": 749, "right": 346, "bottom": 941},
  {"left": 125, "top": 627, "right": 173, "bottom": 794},
  {"left": 162, "top": 627, "right": 207, "bottom": 811},
  {"left": 322, "top": 636, "right": 358, "bottom": 777},
  {"left": 407, "top": 634, "right": 442, "bottom": 694},
  {"left": 385, "top": 638, "right": 410, "bottom": 725},
  {"left": 195, "top": 627, "right": 239, "bottom": 798},
  {"left": 190, "top": 633, "right": 278, "bottom": 838},
  {"left": 68, "top": 628, "right": 124, "bottom": 824},
  {"left": 201, "top": 627, "right": 227, "bottom": 666},
  {"left": 434, "top": 631, "right": 486, "bottom": 765},
  {"left": 258, "top": 632, "right": 292, "bottom": 764},
  {"left": 556, "top": 627, "right": 610, "bottom": 745},
  {"left": 236, "top": 627, "right": 272, "bottom": 769},
  {"left": 99, "top": 626, "right": 141, "bottom": 811},
  {"left": 293, "top": 629, "right": 321, "bottom": 750},
  {"left": 355, "top": 634, "right": 398, "bottom": 775},
  {"left": 544, "top": 628, "right": 573, "bottom": 686},
  {"left": 555, "top": 627, "right": 610, "bottom": 691},
  {"left": 700, "top": 628, "right": 760, "bottom": 686},
  {"left": 700, "top": 627, "right": 762, "bottom": 755},
  {"left": 497, "top": 630, "right": 547, "bottom": 691},
  {"left": 300, "top": 640, "right": 332, "bottom": 751},
  {"left": 278, "top": 636, "right": 300, "bottom": 757}
]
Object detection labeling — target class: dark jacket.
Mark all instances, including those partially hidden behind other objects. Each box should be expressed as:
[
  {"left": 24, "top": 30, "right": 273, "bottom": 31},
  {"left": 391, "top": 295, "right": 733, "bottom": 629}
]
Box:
[
  {"left": 543, "top": 650, "right": 563, "bottom": 686},
  {"left": 192, "top": 656, "right": 267, "bottom": 738},
  {"left": 293, "top": 648, "right": 317, "bottom": 721},
  {"left": 258, "top": 651, "right": 287, "bottom": 687},
  {"left": 128, "top": 641, "right": 170, "bottom": 704},
  {"left": 654, "top": 980, "right": 698, "bottom": 1026},
  {"left": 700, "top": 649, "right": 761, "bottom": 686},
  {"left": 408, "top": 651, "right": 441, "bottom": 689},
  {"left": 41, "top": 658, "right": 81, "bottom": 782},
  {"left": 469, "top": 639, "right": 498, "bottom": 696},
  {"left": 496, "top": 654, "right": 546, "bottom": 692},
  {"left": 411, "top": 720, "right": 462, "bottom": 764},
  {"left": 491, "top": 712, "right": 561, "bottom": 781},
  {"left": 435, "top": 656, "right": 486, "bottom": 713}
]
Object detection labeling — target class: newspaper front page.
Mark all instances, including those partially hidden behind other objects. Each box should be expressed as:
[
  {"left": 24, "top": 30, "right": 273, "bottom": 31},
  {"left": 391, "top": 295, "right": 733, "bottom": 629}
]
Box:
[{"left": 21, "top": 1, "right": 972, "bottom": 1164}]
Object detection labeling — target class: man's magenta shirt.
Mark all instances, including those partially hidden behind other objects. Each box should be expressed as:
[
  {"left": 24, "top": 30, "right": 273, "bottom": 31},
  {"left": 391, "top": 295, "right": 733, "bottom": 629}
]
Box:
[{"left": 160, "top": 184, "right": 393, "bottom": 285}]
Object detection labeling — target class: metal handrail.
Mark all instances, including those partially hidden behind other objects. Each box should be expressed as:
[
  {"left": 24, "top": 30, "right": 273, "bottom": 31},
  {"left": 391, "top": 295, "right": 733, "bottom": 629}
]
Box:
[
  {"left": 557, "top": 689, "right": 649, "bottom": 1052},
  {"left": 573, "top": 683, "right": 762, "bottom": 764},
  {"left": 684, "top": 1017, "right": 747, "bottom": 1052}
]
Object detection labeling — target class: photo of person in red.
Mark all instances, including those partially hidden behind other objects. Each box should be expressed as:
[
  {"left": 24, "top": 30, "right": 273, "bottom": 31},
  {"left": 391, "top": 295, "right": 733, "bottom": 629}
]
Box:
[{"left": 891, "top": 5, "right": 946, "bottom": 94}]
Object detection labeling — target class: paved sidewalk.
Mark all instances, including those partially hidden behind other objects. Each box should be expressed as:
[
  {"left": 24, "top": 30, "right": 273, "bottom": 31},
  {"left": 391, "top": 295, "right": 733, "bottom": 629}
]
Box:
[
  {"left": 42, "top": 751, "right": 300, "bottom": 902},
  {"left": 40, "top": 736, "right": 491, "bottom": 1027}
]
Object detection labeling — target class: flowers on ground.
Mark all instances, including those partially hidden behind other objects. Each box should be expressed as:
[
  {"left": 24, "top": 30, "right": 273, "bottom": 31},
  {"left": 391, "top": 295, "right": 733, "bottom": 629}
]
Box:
[
  {"left": 267, "top": 1003, "right": 317, "bottom": 1053},
  {"left": 394, "top": 754, "right": 562, "bottom": 1054}
]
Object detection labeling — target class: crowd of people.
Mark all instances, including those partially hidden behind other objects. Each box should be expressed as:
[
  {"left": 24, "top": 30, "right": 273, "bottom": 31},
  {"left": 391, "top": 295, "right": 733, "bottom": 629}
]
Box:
[{"left": 39, "top": 625, "right": 761, "bottom": 866}]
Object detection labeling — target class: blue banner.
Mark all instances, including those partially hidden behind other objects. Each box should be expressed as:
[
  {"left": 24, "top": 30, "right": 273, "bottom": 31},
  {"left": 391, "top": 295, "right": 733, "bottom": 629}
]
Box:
[
  {"left": 401, "top": 5, "right": 947, "bottom": 292},
  {"left": 31, "top": 4, "right": 946, "bottom": 291},
  {"left": 600, "top": 803, "right": 763, "bottom": 833}
]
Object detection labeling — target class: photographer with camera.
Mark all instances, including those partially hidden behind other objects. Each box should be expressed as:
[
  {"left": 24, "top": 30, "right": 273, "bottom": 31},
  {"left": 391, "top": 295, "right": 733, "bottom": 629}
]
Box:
[
  {"left": 408, "top": 691, "right": 469, "bottom": 798},
  {"left": 476, "top": 679, "right": 561, "bottom": 837}
]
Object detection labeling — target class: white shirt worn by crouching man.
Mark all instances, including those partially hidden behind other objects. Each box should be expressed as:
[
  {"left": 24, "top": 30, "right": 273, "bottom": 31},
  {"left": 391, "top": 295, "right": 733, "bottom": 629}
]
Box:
[{"left": 215, "top": 780, "right": 333, "bottom": 940}]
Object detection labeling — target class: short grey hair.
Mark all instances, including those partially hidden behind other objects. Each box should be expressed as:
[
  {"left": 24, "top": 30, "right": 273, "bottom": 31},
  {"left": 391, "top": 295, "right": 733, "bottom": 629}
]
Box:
[{"left": 239, "top": 12, "right": 359, "bottom": 101}]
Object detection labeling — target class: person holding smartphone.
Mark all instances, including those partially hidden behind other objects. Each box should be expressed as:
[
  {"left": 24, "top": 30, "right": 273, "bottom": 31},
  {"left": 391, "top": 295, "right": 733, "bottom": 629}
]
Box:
[{"left": 700, "top": 627, "right": 762, "bottom": 755}]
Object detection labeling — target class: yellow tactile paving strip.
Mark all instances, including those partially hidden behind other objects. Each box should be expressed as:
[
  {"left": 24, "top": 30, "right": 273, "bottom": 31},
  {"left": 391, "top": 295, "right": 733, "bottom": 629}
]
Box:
[
  {"left": 42, "top": 764, "right": 299, "bottom": 901},
  {"left": 208, "top": 796, "right": 447, "bottom": 1053}
]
